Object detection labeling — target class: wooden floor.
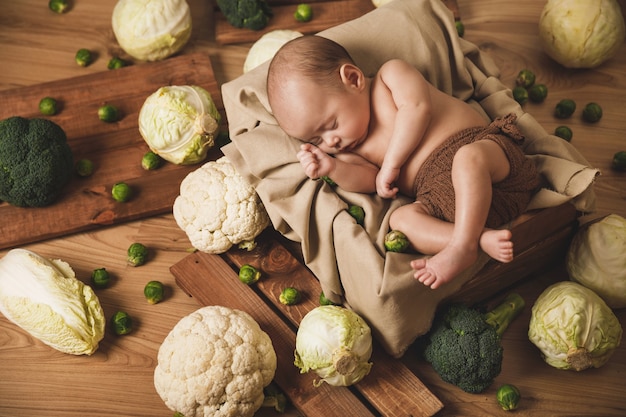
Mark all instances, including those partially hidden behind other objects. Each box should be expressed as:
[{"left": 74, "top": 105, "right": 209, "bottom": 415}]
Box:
[{"left": 1, "top": 1, "right": 625, "bottom": 416}]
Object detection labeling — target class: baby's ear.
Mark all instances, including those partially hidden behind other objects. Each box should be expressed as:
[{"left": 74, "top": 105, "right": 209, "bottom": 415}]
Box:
[{"left": 339, "top": 64, "right": 365, "bottom": 90}]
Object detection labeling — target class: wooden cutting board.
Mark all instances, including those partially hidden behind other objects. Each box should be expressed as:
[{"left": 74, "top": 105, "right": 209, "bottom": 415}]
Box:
[
  {"left": 215, "top": 0, "right": 376, "bottom": 45},
  {"left": 0, "top": 53, "right": 223, "bottom": 250},
  {"left": 213, "top": 0, "right": 460, "bottom": 45}
]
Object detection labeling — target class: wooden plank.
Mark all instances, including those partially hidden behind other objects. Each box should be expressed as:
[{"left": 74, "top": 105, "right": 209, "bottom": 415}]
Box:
[
  {"left": 171, "top": 252, "right": 378, "bottom": 417},
  {"left": 224, "top": 235, "right": 444, "bottom": 417},
  {"left": 215, "top": 0, "right": 375, "bottom": 45},
  {"left": 0, "top": 53, "right": 224, "bottom": 250}
]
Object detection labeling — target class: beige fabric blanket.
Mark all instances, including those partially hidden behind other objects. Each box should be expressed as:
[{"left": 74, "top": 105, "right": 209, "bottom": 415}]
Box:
[{"left": 220, "top": 0, "right": 599, "bottom": 357}]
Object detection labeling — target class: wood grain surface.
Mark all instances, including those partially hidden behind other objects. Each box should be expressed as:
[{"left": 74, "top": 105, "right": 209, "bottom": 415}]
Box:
[
  {"left": 173, "top": 231, "right": 445, "bottom": 417},
  {"left": 1, "top": 1, "right": 625, "bottom": 417},
  {"left": 0, "top": 53, "right": 223, "bottom": 250}
]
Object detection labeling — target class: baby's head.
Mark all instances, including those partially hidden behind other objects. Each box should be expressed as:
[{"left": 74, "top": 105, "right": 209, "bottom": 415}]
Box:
[{"left": 267, "top": 36, "right": 358, "bottom": 137}]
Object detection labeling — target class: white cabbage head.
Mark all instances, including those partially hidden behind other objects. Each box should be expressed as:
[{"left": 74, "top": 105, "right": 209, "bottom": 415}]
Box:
[
  {"left": 538, "top": 0, "right": 625, "bottom": 68},
  {"left": 139, "top": 85, "right": 221, "bottom": 165},
  {"left": 112, "top": 0, "right": 193, "bottom": 61},
  {"left": 566, "top": 214, "right": 626, "bottom": 308},
  {"left": 243, "top": 30, "right": 303, "bottom": 73}
]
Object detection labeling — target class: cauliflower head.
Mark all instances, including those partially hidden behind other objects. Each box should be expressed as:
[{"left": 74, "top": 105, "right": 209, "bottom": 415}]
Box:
[
  {"left": 154, "top": 306, "right": 277, "bottom": 417},
  {"left": 173, "top": 156, "right": 270, "bottom": 253}
]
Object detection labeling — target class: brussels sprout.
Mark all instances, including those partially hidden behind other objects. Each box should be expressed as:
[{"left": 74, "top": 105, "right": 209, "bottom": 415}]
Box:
[
  {"left": 111, "top": 182, "right": 132, "bottom": 202},
  {"left": 107, "top": 56, "right": 129, "bottom": 70},
  {"left": 384, "top": 230, "right": 410, "bottom": 252},
  {"left": 455, "top": 20, "right": 465, "bottom": 38},
  {"left": 141, "top": 151, "right": 163, "bottom": 170},
  {"left": 348, "top": 205, "right": 365, "bottom": 226},
  {"left": 512, "top": 86, "right": 528, "bottom": 105},
  {"left": 582, "top": 102, "right": 603, "bottom": 123},
  {"left": 262, "top": 382, "right": 288, "bottom": 413},
  {"left": 528, "top": 84, "right": 548, "bottom": 102},
  {"left": 39, "top": 97, "right": 58, "bottom": 115},
  {"left": 496, "top": 384, "right": 521, "bottom": 411},
  {"left": 237, "top": 240, "right": 258, "bottom": 251},
  {"left": 239, "top": 264, "right": 261, "bottom": 285},
  {"left": 515, "top": 69, "right": 535, "bottom": 88},
  {"left": 294, "top": 4, "right": 313, "bottom": 22},
  {"left": 98, "top": 104, "right": 119, "bottom": 123},
  {"left": 144, "top": 280, "right": 165, "bottom": 304},
  {"left": 321, "top": 176, "right": 336, "bottom": 186},
  {"left": 110, "top": 311, "right": 133, "bottom": 335},
  {"left": 49, "top": 0, "right": 69, "bottom": 14},
  {"left": 279, "top": 287, "right": 301, "bottom": 305},
  {"left": 554, "top": 126, "right": 573, "bottom": 141},
  {"left": 127, "top": 243, "right": 148, "bottom": 267},
  {"left": 75, "top": 48, "right": 92, "bottom": 67},
  {"left": 554, "top": 99, "right": 576, "bottom": 118},
  {"left": 612, "top": 151, "right": 626, "bottom": 171},
  {"left": 319, "top": 291, "right": 338, "bottom": 306},
  {"left": 90, "top": 268, "right": 110, "bottom": 289},
  {"left": 75, "top": 158, "right": 94, "bottom": 177}
]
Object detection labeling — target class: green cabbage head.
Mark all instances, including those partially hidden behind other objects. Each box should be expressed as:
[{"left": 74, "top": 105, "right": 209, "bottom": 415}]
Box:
[
  {"left": 0, "top": 249, "right": 105, "bottom": 355},
  {"left": 538, "top": 0, "right": 625, "bottom": 68},
  {"left": 566, "top": 214, "right": 626, "bottom": 309},
  {"left": 139, "top": 85, "right": 221, "bottom": 165},
  {"left": 528, "top": 281, "right": 622, "bottom": 371},
  {"left": 294, "top": 306, "right": 373, "bottom": 386},
  {"left": 112, "top": 0, "right": 192, "bottom": 61}
]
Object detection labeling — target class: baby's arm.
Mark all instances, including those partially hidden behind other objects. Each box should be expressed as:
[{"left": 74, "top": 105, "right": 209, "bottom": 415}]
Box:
[
  {"left": 297, "top": 144, "right": 378, "bottom": 193},
  {"left": 376, "top": 59, "right": 434, "bottom": 198}
]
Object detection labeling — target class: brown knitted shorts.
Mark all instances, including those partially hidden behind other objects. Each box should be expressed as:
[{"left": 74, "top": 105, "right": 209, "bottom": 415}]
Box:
[{"left": 412, "top": 113, "right": 541, "bottom": 229}]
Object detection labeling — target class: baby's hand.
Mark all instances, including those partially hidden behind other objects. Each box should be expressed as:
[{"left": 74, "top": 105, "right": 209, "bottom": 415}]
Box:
[
  {"left": 376, "top": 166, "right": 399, "bottom": 199},
  {"left": 296, "top": 144, "right": 335, "bottom": 179}
]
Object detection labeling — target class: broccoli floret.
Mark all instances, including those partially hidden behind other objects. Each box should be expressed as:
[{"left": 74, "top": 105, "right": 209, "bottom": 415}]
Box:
[
  {"left": 216, "top": 0, "right": 273, "bottom": 31},
  {"left": 421, "top": 293, "right": 525, "bottom": 393},
  {"left": 0, "top": 116, "right": 74, "bottom": 207}
]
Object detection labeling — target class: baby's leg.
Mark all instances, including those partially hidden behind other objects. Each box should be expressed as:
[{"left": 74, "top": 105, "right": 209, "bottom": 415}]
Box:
[
  {"left": 390, "top": 202, "right": 513, "bottom": 262},
  {"left": 412, "top": 139, "right": 512, "bottom": 289},
  {"left": 389, "top": 202, "right": 452, "bottom": 255}
]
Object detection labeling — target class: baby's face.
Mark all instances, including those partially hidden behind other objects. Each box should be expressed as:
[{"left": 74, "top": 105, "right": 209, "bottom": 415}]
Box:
[{"left": 273, "top": 77, "right": 370, "bottom": 154}]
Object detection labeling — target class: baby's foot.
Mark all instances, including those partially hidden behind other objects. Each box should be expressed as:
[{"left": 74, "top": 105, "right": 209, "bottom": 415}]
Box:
[
  {"left": 411, "top": 244, "right": 478, "bottom": 289},
  {"left": 480, "top": 229, "right": 514, "bottom": 263}
]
